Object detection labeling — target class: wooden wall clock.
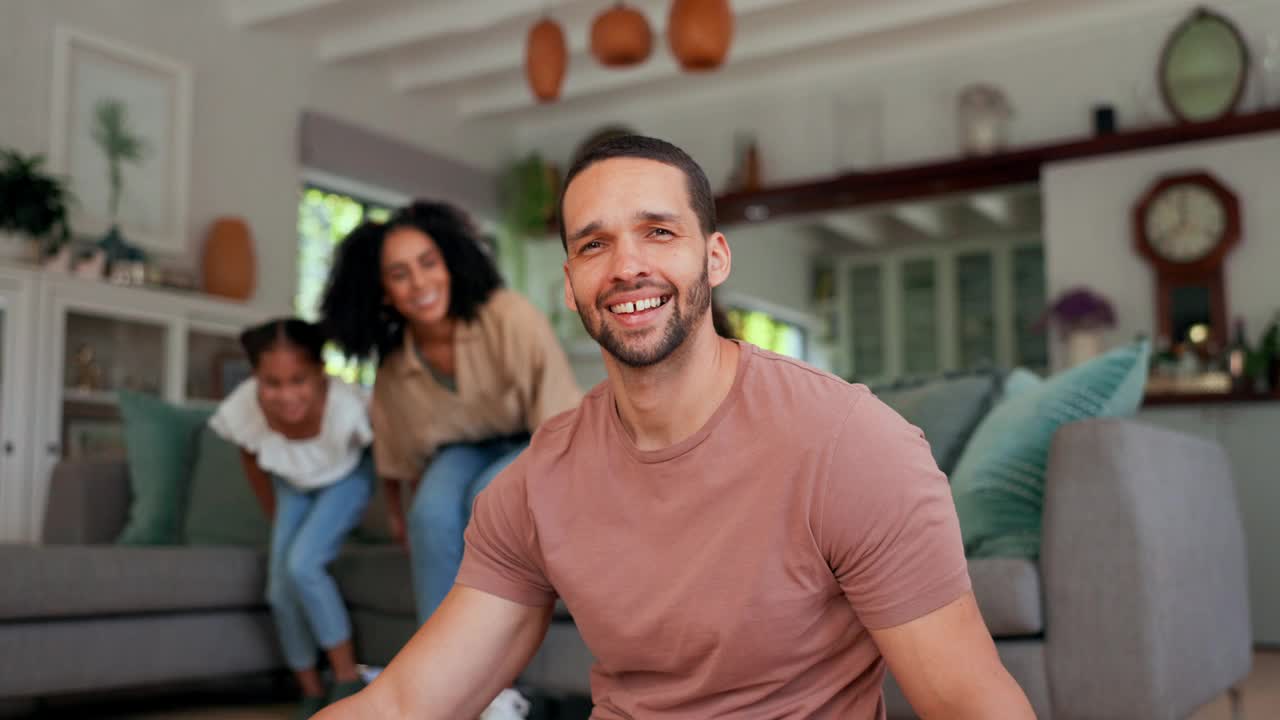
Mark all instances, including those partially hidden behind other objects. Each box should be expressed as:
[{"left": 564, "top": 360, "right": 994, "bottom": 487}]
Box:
[{"left": 1132, "top": 171, "right": 1241, "bottom": 349}]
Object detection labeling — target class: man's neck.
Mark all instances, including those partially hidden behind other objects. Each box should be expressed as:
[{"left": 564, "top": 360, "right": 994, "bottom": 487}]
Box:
[{"left": 607, "top": 327, "right": 740, "bottom": 451}]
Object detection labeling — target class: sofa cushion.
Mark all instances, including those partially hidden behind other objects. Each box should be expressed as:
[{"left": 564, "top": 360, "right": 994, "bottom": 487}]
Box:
[
  {"left": 116, "top": 391, "right": 213, "bottom": 545},
  {"left": 951, "top": 341, "right": 1150, "bottom": 558},
  {"left": 183, "top": 426, "right": 271, "bottom": 548},
  {"left": 331, "top": 545, "right": 573, "bottom": 621},
  {"left": 332, "top": 545, "right": 416, "bottom": 617},
  {"left": 968, "top": 557, "right": 1043, "bottom": 637},
  {"left": 872, "top": 372, "right": 1002, "bottom": 476},
  {"left": 0, "top": 545, "right": 266, "bottom": 621}
]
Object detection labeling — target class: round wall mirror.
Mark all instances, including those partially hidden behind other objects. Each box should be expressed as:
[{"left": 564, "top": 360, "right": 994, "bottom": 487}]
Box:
[{"left": 1159, "top": 8, "right": 1249, "bottom": 124}]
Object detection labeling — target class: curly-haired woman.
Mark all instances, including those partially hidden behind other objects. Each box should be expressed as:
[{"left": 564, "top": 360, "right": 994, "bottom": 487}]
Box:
[{"left": 322, "top": 202, "right": 581, "bottom": 628}]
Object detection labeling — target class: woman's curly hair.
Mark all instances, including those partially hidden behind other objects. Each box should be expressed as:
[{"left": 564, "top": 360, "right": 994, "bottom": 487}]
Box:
[{"left": 320, "top": 201, "right": 503, "bottom": 364}]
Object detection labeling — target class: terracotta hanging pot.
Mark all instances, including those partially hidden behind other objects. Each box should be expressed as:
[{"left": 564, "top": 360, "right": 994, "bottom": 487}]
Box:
[
  {"left": 526, "top": 17, "right": 568, "bottom": 102},
  {"left": 591, "top": 3, "right": 653, "bottom": 68},
  {"left": 202, "top": 216, "right": 256, "bottom": 301},
  {"left": 668, "top": 0, "right": 733, "bottom": 72}
]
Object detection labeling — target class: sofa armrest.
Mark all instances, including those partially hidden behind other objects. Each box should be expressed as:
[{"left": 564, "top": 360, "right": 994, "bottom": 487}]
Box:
[
  {"left": 42, "top": 459, "right": 131, "bottom": 545},
  {"left": 1041, "top": 418, "right": 1251, "bottom": 720}
]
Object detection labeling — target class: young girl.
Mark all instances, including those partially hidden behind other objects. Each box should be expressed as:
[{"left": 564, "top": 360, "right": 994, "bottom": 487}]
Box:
[{"left": 209, "top": 318, "right": 374, "bottom": 719}]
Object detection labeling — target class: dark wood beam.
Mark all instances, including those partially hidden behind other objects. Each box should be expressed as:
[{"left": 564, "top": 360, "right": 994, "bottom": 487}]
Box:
[{"left": 716, "top": 108, "right": 1280, "bottom": 226}]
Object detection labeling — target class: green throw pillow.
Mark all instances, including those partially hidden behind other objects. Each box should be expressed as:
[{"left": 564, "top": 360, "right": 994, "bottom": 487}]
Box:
[
  {"left": 950, "top": 341, "right": 1151, "bottom": 559},
  {"left": 116, "top": 391, "right": 213, "bottom": 545},
  {"left": 872, "top": 372, "right": 1002, "bottom": 477},
  {"left": 183, "top": 426, "right": 271, "bottom": 547}
]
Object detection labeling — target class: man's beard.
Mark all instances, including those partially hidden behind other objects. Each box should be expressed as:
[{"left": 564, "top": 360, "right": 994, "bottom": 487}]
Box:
[{"left": 577, "top": 263, "right": 712, "bottom": 368}]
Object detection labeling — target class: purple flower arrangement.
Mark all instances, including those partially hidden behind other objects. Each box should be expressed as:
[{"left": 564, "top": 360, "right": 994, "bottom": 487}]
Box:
[{"left": 1034, "top": 286, "right": 1116, "bottom": 337}]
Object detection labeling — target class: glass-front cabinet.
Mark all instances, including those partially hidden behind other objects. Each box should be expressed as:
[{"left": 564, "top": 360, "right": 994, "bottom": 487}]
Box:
[
  {"left": 841, "top": 240, "right": 1046, "bottom": 384},
  {"left": 2, "top": 270, "right": 271, "bottom": 543}
]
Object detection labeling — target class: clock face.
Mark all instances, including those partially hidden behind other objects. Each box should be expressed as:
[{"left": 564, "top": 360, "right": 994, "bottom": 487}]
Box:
[{"left": 1143, "top": 182, "right": 1227, "bottom": 263}]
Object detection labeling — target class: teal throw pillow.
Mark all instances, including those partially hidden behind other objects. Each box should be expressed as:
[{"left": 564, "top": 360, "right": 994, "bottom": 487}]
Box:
[
  {"left": 950, "top": 341, "right": 1150, "bottom": 559},
  {"left": 182, "top": 425, "right": 271, "bottom": 547},
  {"left": 116, "top": 391, "right": 213, "bottom": 545}
]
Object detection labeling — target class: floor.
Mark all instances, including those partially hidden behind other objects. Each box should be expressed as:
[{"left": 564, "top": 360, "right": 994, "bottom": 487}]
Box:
[
  {"left": 1191, "top": 650, "right": 1280, "bottom": 720},
  {"left": 18, "top": 652, "right": 1279, "bottom": 718}
]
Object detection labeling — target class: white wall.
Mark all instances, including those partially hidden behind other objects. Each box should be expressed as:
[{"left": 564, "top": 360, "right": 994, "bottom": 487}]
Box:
[
  {"left": 0, "top": 0, "right": 498, "bottom": 312},
  {"left": 1042, "top": 131, "right": 1280, "bottom": 369}
]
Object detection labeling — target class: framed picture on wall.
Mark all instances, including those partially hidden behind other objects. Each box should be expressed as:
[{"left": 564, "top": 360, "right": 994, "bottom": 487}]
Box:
[{"left": 48, "top": 26, "right": 192, "bottom": 254}]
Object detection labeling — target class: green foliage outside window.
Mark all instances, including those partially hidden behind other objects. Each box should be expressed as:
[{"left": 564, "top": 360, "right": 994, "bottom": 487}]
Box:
[
  {"left": 726, "top": 307, "right": 807, "bottom": 360},
  {"left": 296, "top": 186, "right": 390, "bottom": 386}
]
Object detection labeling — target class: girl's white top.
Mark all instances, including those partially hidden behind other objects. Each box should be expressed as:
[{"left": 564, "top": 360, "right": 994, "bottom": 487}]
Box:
[{"left": 209, "top": 378, "right": 373, "bottom": 490}]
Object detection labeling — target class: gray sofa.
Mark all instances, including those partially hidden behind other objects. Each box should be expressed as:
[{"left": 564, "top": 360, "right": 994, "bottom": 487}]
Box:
[
  {"left": 0, "top": 457, "right": 586, "bottom": 705},
  {"left": 882, "top": 418, "right": 1252, "bottom": 719},
  {"left": 0, "top": 418, "right": 1252, "bottom": 719}
]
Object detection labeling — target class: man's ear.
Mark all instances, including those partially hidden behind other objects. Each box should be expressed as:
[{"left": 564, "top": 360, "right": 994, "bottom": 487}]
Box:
[
  {"left": 562, "top": 263, "right": 579, "bottom": 313},
  {"left": 707, "top": 232, "right": 732, "bottom": 289}
]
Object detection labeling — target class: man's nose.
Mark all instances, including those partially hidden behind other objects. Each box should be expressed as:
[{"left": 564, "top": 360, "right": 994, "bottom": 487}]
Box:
[{"left": 609, "top": 236, "right": 651, "bottom": 284}]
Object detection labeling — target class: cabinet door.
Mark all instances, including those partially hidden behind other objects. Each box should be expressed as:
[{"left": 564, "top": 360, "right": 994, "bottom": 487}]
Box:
[
  {"left": 1011, "top": 245, "right": 1048, "bottom": 372},
  {"left": 955, "top": 251, "right": 996, "bottom": 370},
  {"left": 900, "top": 258, "right": 938, "bottom": 376},
  {"left": 30, "top": 303, "right": 171, "bottom": 539},
  {"left": 848, "top": 264, "right": 885, "bottom": 380},
  {"left": 0, "top": 286, "right": 29, "bottom": 541}
]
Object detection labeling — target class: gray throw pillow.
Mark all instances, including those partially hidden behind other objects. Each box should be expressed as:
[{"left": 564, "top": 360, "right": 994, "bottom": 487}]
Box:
[{"left": 872, "top": 372, "right": 1001, "bottom": 477}]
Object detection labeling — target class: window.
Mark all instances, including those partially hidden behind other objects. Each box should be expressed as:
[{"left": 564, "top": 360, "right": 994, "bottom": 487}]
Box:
[
  {"left": 726, "top": 306, "right": 808, "bottom": 360},
  {"left": 296, "top": 185, "right": 392, "bottom": 385}
]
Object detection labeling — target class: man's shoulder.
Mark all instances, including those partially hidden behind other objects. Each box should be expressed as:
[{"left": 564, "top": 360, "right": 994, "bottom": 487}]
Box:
[
  {"left": 503, "top": 381, "right": 609, "bottom": 479},
  {"left": 744, "top": 346, "right": 872, "bottom": 422}
]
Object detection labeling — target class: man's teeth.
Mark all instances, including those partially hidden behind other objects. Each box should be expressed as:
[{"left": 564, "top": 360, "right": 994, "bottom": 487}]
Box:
[{"left": 610, "top": 296, "right": 666, "bottom": 314}]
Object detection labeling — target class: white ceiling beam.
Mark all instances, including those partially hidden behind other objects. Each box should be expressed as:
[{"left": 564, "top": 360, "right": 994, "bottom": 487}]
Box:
[
  {"left": 891, "top": 203, "right": 948, "bottom": 239},
  {"left": 819, "top": 213, "right": 886, "bottom": 248},
  {"left": 391, "top": 0, "right": 799, "bottom": 91},
  {"left": 317, "top": 0, "right": 547, "bottom": 64},
  {"left": 968, "top": 191, "right": 1016, "bottom": 228},
  {"left": 456, "top": 0, "right": 1030, "bottom": 117},
  {"left": 226, "top": 0, "right": 346, "bottom": 28}
]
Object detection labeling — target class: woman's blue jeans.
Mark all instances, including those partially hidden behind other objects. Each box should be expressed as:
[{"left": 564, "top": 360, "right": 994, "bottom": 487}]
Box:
[{"left": 407, "top": 436, "right": 528, "bottom": 625}]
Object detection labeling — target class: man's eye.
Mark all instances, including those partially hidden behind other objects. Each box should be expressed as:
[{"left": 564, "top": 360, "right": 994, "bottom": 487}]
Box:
[
  {"left": 650, "top": 228, "right": 673, "bottom": 237},
  {"left": 582, "top": 240, "right": 603, "bottom": 251}
]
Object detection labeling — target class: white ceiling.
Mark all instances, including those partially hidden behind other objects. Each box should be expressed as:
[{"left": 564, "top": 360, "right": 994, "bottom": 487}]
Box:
[
  {"left": 223, "top": 0, "right": 1196, "bottom": 122},
  {"left": 786, "top": 184, "right": 1042, "bottom": 253}
]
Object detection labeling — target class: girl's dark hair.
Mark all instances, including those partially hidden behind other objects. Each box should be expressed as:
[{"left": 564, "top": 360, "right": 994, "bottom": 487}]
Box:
[
  {"left": 321, "top": 202, "right": 504, "bottom": 363},
  {"left": 240, "top": 318, "right": 327, "bottom": 369}
]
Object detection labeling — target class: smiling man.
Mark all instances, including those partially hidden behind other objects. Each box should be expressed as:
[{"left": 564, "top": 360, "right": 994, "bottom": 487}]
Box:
[{"left": 319, "top": 136, "right": 1033, "bottom": 719}]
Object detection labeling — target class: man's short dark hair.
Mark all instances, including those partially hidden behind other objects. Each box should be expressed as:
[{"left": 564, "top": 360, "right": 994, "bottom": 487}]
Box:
[{"left": 557, "top": 135, "right": 717, "bottom": 250}]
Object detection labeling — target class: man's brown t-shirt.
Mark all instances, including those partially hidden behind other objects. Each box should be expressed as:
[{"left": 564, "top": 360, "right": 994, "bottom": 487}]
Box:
[{"left": 457, "top": 343, "right": 971, "bottom": 718}]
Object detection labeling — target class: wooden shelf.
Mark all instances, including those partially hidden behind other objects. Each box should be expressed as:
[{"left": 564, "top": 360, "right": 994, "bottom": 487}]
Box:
[
  {"left": 1143, "top": 390, "right": 1280, "bottom": 407},
  {"left": 716, "top": 108, "right": 1280, "bottom": 225}
]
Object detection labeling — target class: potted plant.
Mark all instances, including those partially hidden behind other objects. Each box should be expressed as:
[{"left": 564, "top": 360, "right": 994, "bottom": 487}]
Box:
[
  {"left": 0, "top": 149, "right": 73, "bottom": 261},
  {"left": 1036, "top": 286, "right": 1117, "bottom": 367},
  {"left": 499, "top": 152, "right": 557, "bottom": 240}
]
